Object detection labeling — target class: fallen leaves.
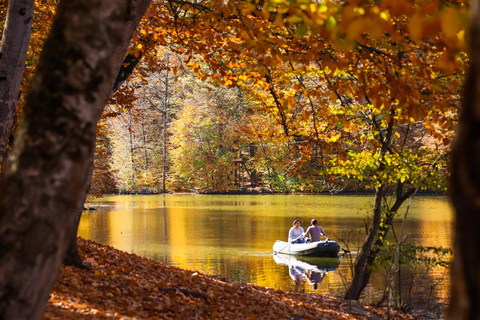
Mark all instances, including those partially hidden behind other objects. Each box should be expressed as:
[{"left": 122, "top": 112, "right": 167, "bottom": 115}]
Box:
[{"left": 44, "top": 238, "right": 413, "bottom": 319}]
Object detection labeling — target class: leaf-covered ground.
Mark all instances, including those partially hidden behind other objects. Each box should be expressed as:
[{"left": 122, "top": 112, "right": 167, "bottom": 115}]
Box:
[{"left": 44, "top": 238, "right": 413, "bottom": 319}]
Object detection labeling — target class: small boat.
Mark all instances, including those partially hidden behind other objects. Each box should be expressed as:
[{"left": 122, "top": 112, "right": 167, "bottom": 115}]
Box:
[{"left": 273, "top": 239, "right": 340, "bottom": 257}]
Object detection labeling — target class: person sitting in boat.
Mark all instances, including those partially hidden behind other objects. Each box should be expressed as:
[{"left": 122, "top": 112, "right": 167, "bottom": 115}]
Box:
[
  {"left": 306, "top": 270, "right": 326, "bottom": 290},
  {"left": 289, "top": 265, "right": 306, "bottom": 287},
  {"left": 304, "top": 219, "right": 328, "bottom": 243},
  {"left": 288, "top": 219, "right": 305, "bottom": 243}
]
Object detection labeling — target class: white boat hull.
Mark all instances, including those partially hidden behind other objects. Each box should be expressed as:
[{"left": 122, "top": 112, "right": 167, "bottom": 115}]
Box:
[{"left": 273, "top": 240, "right": 340, "bottom": 257}]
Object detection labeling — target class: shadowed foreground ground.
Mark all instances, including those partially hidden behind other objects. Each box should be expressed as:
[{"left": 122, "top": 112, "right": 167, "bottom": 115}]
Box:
[{"left": 43, "top": 238, "right": 413, "bottom": 319}]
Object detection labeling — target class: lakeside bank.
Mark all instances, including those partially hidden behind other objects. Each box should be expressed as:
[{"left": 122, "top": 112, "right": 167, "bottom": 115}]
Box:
[{"left": 44, "top": 238, "right": 413, "bottom": 320}]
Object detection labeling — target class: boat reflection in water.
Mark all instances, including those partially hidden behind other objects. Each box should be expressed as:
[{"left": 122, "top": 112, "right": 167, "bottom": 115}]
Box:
[{"left": 273, "top": 254, "right": 340, "bottom": 290}]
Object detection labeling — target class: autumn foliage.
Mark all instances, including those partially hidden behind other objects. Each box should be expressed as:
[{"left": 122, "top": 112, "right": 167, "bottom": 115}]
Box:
[
  {"left": 45, "top": 238, "right": 413, "bottom": 320},
  {"left": 97, "top": 0, "right": 468, "bottom": 194},
  {"left": 0, "top": 0, "right": 469, "bottom": 316}
]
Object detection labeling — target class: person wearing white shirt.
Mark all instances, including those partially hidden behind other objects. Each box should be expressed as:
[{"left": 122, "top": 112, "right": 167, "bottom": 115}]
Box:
[{"left": 288, "top": 219, "right": 305, "bottom": 243}]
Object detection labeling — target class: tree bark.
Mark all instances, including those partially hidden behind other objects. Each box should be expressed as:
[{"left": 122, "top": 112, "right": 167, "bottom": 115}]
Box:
[
  {"left": 64, "top": 43, "right": 149, "bottom": 266},
  {"left": 64, "top": 50, "right": 146, "bottom": 267},
  {"left": 129, "top": 108, "right": 137, "bottom": 192},
  {"left": 0, "top": 0, "right": 150, "bottom": 319},
  {"left": 345, "top": 185, "right": 385, "bottom": 300},
  {"left": 448, "top": 1, "right": 480, "bottom": 318},
  {"left": 0, "top": 0, "right": 34, "bottom": 164},
  {"left": 111, "top": 52, "right": 142, "bottom": 94},
  {"left": 344, "top": 182, "right": 415, "bottom": 300},
  {"left": 162, "top": 54, "right": 170, "bottom": 193},
  {"left": 63, "top": 151, "right": 95, "bottom": 269}
]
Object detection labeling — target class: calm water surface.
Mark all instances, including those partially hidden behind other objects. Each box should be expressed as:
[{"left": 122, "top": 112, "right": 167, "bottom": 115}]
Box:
[{"left": 79, "top": 194, "right": 453, "bottom": 304}]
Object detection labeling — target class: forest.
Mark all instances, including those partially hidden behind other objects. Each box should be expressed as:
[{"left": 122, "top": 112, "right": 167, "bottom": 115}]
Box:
[
  {"left": 0, "top": 0, "right": 479, "bottom": 319},
  {"left": 93, "top": 2, "right": 462, "bottom": 196}
]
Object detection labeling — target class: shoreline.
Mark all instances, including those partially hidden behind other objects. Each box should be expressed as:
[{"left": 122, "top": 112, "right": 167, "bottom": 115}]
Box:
[
  {"left": 101, "top": 191, "right": 447, "bottom": 196},
  {"left": 45, "top": 238, "right": 413, "bottom": 319}
]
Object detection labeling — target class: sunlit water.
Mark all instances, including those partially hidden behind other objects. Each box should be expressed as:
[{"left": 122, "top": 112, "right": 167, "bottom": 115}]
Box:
[{"left": 79, "top": 194, "right": 453, "bottom": 307}]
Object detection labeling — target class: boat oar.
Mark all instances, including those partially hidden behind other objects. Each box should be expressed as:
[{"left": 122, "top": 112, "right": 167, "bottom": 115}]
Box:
[{"left": 274, "top": 234, "right": 304, "bottom": 255}]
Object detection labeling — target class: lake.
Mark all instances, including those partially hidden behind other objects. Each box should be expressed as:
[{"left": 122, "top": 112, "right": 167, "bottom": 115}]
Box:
[{"left": 79, "top": 194, "right": 453, "bottom": 308}]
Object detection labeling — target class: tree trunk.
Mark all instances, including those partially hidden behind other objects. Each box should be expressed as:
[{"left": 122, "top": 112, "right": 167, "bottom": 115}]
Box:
[
  {"left": 345, "top": 185, "right": 385, "bottom": 300},
  {"left": 111, "top": 52, "right": 143, "bottom": 94},
  {"left": 344, "top": 110, "right": 397, "bottom": 300},
  {"left": 129, "top": 108, "right": 137, "bottom": 192},
  {"left": 0, "top": 0, "right": 150, "bottom": 319},
  {"left": 63, "top": 47, "right": 148, "bottom": 267},
  {"left": 63, "top": 151, "right": 95, "bottom": 269},
  {"left": 345, "top": 182, "right": 415, "bottom": 300},
  {"left": 63, "top": 210, "right": 89, "bottom": 268},
  {"left": 448, "top": 1, "right": 480, "bottom": 318},
  {"left": 162, "top": 54, "right": 170, "bottom": 193},
  {"left": 0, "top": 0, "right": 34, "bottom": 164}
]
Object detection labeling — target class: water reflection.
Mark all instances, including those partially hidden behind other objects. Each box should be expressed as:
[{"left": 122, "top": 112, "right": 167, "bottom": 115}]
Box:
[
  {"left": 79, "top": 194, "right": 453, "bottom": 304},
  {"left": 273, "top": 254, "right": 340, "bottom": 290}
]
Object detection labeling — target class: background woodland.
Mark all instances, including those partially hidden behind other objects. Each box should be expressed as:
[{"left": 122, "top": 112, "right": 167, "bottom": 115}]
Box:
[{"left": 0, "top": 0, "right": 477, "bottom": 319}]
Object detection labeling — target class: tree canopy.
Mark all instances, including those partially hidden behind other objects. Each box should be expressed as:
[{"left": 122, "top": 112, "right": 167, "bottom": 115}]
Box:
[{"left": 0, "top": 0, "right": 474, "bottom": 318}]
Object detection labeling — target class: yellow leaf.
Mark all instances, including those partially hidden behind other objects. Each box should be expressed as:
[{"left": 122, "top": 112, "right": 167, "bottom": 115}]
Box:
[
  {"left": 457, "top": 29, "right": 467, "bottom": 50},
  {"left": 354, "top": 7, "right": 365, "bottom": 15},
  {"left": 380, "top": 11, "right": 390, "bottom": 22}
]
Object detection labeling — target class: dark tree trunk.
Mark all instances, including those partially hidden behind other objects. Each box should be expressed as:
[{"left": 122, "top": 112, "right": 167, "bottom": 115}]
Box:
[
  {"left": 63, "top": 50, "right": 144, "bottom": 268},
  {"left": 345, "top": 185, "right": 385, "bottom": 299},
  {"left": 345, "top": 182, "right": 415, "bottom": 300},
  {"left": 0, "top": 0, "right": 34, "bottom": 164},
  {"left": 112, "top": 52, "right": 142, "bottom": 94},
  {"left": 63, "top": 151, "right": 95, "bottom": 268},
  {"left": 63, "top": 211, "right": 89, "bottom": 268},
  {"left": 448, "top": 2, "right": 480, "bottom": 318},
  {"left": 0, "top": 0, "right": 150, "bottom": 319}
]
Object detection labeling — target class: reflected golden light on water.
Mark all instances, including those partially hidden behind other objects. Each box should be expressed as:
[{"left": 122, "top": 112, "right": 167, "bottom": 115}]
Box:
[
  {"left": 166, "top": 206, "right": 190, "bottom": 267},
  {"left": 109, "top": 210, "right": 134, "bottom": 253},
  {"left": 79, "top": 194, "right": 454, "bottom": 305},
  {"left": 411, "top": 197, "right": 454, "bottom": 248}
]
